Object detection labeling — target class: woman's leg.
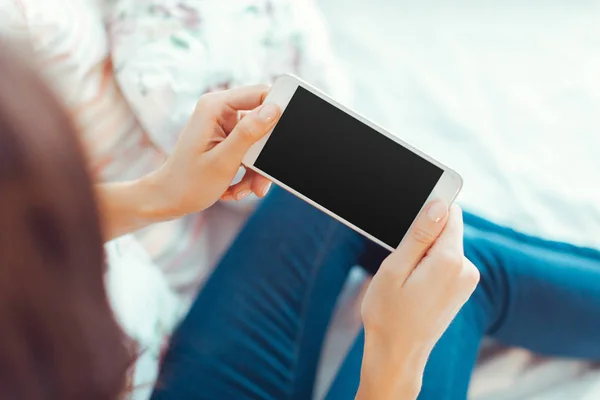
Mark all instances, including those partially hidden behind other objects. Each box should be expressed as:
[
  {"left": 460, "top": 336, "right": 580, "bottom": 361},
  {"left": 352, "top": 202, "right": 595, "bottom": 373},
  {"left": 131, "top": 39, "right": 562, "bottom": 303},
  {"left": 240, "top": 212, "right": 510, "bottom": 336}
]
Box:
[
  {"left": 326, "top": 211, "right": 600, "bottom": 400},
  {"left": 151, "top": 188, "right": 386, "bottom": 400},
  {"left": 463, "top": 212, "right": 600, "bottom": 357}
]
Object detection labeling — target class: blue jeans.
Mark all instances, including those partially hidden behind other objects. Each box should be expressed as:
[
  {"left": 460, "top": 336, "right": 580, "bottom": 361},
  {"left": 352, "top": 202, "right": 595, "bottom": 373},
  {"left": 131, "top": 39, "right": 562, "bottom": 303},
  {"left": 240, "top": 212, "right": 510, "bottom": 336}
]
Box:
[{"left": 151, "top": 188, "right": 600, "bottom": 400}]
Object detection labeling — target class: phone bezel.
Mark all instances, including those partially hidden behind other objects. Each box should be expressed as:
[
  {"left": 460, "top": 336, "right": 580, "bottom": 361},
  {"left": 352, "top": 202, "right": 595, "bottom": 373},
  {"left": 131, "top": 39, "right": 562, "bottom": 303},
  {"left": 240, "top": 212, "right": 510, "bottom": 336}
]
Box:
[{"left": 243, "top": 74, "right": 463, "bottom": 252}]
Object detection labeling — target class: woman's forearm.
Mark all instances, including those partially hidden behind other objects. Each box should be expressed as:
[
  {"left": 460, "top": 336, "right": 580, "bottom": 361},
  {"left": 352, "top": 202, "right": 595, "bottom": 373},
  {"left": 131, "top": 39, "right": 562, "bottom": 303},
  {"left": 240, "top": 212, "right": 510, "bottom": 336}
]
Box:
[
  {"left": 355, "top": 334, "right": 427, "bottom": 400},
  {"left": 94, "top": 87, "right": 281, "bottom": 242},
  {"left": 356, "top": 367, "right": 421, "bottom": 400},
  {"left": 96, "top": 173, "right": 175, "bottom": 241}
]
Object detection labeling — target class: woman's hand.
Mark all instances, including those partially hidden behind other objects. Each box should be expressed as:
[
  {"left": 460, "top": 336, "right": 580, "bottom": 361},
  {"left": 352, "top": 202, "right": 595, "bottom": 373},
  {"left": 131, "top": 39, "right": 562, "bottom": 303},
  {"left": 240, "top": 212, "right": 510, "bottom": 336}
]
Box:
[
  {"left": 97, "top": 85, "right": 280, "bottom": 240},
  {"left": 146, "top": 84, "right": 281, "bottom": 218},
  {"left": 357, "top": 202, "right": 480, "bottom": 400}
]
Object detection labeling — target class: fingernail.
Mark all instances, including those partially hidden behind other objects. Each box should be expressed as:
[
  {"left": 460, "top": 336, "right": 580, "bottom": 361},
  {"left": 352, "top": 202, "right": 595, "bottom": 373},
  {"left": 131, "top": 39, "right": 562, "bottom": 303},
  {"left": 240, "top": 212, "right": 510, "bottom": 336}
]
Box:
[
  {"left": 258, "top": 103, "right": 278, "bottom": 122},
  {"left": 236, "top": 190, "right": 251, "bottom": 200},
  {"left": 261, "top": 182, "right": 272, "bottom": 197},
  {"left": 426, "top": 201, "right": 447, "bottom": 223}
]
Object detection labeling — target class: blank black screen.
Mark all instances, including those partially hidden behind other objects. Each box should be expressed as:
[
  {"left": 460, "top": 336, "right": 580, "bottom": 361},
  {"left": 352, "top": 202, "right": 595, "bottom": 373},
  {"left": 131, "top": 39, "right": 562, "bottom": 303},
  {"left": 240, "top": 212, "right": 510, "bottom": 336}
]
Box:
[{"left": 255, "top": 87, "right": 443, "bottom": 248}]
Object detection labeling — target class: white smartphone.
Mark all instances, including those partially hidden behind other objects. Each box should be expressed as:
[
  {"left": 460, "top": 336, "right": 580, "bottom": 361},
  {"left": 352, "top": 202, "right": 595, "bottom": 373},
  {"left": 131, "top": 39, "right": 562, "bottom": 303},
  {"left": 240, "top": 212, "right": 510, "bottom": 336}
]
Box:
[{"left": 243, "top": 74, "right": 463, "bottom": 252}]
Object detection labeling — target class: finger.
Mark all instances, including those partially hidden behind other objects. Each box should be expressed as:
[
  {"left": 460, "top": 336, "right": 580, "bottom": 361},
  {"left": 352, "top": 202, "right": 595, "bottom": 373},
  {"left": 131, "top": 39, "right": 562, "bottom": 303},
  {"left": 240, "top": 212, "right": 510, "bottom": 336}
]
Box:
[
  {"left": 219, "top": 110, "right": 250, "bottom": 136},
  {"left": 212, "top": 103, "right": 280, "bottom": 163},
  {"left": 227, "top": 173, "right": 254, "bottom": 200},
  {"left": 238, "top": 110, "right": 251, "bottom": 121},
  {"left": 248, "top": 169, "right": 271, "bottom": 197},
  {"left": 244, "top": 169, "right": 271, "bottom": 197},
  {"left": 379, "top": 200, "right": 449, "bottom": 282},
  {"left": 408, "top": 207, "right": 467, "bottom": 289},
  {"left": 225, "top": 169, "right": 271, "bottom": 200},
  {"left": 223, "top": 84, "right": 270, "bottom": 111},
  {"left": 220, "top": 191, "right": 234, "bottom": 201},
  {"left": 427, "top": 204, "right": 464, "bottom": 256}
]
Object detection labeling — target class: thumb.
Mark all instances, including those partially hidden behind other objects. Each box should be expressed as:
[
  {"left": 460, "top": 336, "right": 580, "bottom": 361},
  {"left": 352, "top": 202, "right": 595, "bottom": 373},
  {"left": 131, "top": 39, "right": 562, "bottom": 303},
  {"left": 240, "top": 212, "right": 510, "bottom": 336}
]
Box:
[
  {"left": 215, "top": 103, "right": 280, "bottom": 162},
  {"left": 379, "top": 200, "right": 448, "bottom": 282}
]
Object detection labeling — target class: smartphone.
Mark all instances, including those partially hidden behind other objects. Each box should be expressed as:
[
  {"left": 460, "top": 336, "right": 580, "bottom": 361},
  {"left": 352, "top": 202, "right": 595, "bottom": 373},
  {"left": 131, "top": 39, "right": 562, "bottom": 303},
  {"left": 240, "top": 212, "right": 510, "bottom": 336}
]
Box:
[{"left": 243, "top": 75, "right": 463, "bottom": 252}]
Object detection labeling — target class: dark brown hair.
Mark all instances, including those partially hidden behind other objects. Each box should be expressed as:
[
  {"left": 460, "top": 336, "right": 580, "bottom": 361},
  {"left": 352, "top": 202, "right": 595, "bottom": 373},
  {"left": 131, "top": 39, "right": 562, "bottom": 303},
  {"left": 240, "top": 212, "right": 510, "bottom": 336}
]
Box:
[{"left": 0, "top": 47, "right": 131, "bottom": 399}]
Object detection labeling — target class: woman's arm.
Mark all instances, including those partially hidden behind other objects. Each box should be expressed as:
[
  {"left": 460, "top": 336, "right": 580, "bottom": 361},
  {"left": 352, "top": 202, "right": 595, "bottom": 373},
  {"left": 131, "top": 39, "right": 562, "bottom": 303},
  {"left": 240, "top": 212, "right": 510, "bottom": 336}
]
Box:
[
  {"left": 356, "top": 203, "right": 480, "bottom": 399},
  {"left": 95, "top": 85, "right": 280, "bottom": 241},
  {"left": 97, "top": 177, "right": 172, "bottom": 241},
  {"left": 356, "top": 338, "right": 425, "bottom": 399}
]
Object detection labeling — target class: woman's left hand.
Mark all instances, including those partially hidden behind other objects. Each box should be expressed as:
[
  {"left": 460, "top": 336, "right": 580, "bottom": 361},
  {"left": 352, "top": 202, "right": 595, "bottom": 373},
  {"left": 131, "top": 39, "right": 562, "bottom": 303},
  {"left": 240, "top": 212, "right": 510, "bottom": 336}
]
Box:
[{"left": 146, "top": 85, "right": 281, "bottom": 219}]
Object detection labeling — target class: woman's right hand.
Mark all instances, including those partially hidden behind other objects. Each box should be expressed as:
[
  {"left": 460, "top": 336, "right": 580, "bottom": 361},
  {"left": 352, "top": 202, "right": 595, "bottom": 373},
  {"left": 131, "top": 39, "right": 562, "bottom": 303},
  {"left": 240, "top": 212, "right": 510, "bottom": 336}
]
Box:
[{"left": 357, "top": 202, "right": 480, "bottom": 400}]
